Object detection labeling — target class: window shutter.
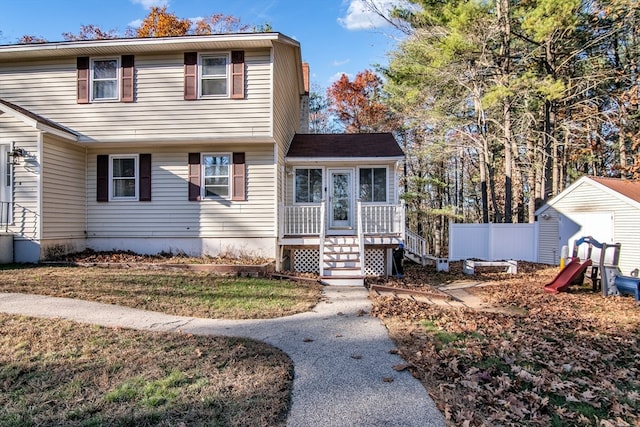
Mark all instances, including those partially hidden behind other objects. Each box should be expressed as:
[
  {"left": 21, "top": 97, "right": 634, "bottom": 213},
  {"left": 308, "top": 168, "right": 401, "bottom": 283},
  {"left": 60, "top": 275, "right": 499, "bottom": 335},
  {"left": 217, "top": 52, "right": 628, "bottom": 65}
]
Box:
[
  {"left": 96, "top": 155, "right": 109, "bottom": 202},
  {"left": 188, "top": 153, "right": 201, "bottom": 201},
  {"left": 232, "top": 152, "right": 246, "bottom": 201},
  {"left": 230, "top": 51, "right": 245, "bottom": 99},
  {"left": 121, "top": 55, "right": 135, "bottom": 103},
  {"left": 139, "top": 153, "right": 151, "bottom": 201},
  {"left": 184, "top": 52, "right": 198, "bottom": 100},
  {"left": 77, "top": 57, "right": 90, "bottom": 104}
]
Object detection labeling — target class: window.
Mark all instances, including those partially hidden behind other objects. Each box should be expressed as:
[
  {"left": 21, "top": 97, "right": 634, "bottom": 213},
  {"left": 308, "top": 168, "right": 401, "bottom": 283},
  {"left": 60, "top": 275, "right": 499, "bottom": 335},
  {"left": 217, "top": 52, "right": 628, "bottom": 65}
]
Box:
[
  {"left": 202, "top": 153, "right": 230, "bottom": 198},
  {"left": 359, "top": 167, "right": 387, "bottom": 202},
  {"left": 184, "top": 51, "right": 244, "bottom": 100},
  {"left": 110, "top": 155, "right": 137, "bottom": 200},
  {"left": 91, "top": 58, "right": 119, "bottom": 101},
  {"left": 200, "top": 54, "right": 229, "bottom": 97},
  {"left": 295, "top": 168, "right": 323, "bottom": 203}
]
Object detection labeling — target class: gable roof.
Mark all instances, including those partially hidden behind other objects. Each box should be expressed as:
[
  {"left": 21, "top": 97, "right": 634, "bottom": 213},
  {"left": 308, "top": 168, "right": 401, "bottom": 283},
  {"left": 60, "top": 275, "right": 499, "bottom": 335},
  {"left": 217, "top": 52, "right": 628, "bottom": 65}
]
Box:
[
  {"left": 0, "top": 99, "right": 79, "bottom": 141},
  {"left": 588, "top": 176, "right": 640, "bottom": 204},
  {"left": 286, "top": 133, "right": 404, "bottom": 159},
  {"left": 536, "top": 175, "right": 640, "bottom": 215}
]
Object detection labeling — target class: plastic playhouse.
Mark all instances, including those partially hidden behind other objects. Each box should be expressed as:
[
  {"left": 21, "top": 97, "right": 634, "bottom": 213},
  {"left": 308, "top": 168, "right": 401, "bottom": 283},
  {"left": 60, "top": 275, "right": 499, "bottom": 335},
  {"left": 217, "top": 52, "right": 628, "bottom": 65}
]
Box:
[{"left": 544, "top": 236, "right": 640, "bottom": 305}]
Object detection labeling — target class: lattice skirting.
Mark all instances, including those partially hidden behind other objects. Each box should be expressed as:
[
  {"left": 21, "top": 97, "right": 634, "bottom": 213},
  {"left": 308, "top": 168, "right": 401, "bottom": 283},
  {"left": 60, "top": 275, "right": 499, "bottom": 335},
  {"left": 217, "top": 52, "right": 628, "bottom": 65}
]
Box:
[
  {"left": 364, "top": 248, "right": 386, "bottom": 276},
  {"left": 293, "top": 249, "right": 320, "bottom": 273},
  {"left": 292, "top": 248, "right": 387, "bottom": 276}
]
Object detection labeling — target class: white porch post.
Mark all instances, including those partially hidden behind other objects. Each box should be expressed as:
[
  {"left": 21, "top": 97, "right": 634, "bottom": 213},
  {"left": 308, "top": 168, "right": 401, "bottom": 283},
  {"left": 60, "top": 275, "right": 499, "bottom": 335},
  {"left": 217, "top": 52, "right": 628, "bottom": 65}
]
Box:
[
  {"left": 318, "top": 200, "right": 326, "bottom": 276},
  {"left": 357, "top": 199, "right": 365, "bottom": 276}
]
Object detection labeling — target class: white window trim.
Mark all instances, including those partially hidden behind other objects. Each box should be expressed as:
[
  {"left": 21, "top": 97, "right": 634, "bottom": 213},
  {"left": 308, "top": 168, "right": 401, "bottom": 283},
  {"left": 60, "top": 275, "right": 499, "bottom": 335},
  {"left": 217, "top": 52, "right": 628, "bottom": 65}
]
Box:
[
  {"left": 109, "top": 154, "right": 138, "bottom": 201},
  {"left": 198, "top": 52, "right": 231, "bottom": 99},
  {"left": 293, "top": 167, "right": 324, "bottom": 205},
  {"left": 201, "top": 152, "right": 232, "bottom": 199},
  {"left": 358, "top": 166, "right": 389, "bottom": 203},
  {"left": 90, "top": 57, "right": 120, "bottom": 102}
]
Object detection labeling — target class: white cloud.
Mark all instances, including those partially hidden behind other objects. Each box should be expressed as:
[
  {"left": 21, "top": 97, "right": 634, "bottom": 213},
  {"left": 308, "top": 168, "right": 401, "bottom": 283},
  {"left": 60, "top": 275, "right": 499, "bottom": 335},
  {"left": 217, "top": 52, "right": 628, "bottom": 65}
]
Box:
[
  {"left": 338, "top": 0, "right": 401, "bottom": 30},
  {"left": 329, "top": 71, "right": 352, "bottom": 85},
  {"left": 128, "top": 19, "right": 143, "bottom": 29},
  {"left": 333, "top": 59, "right": 350, "bottom": 67},
  {"left": 130, "top": 0, "right": 170, "bottom": 9}
]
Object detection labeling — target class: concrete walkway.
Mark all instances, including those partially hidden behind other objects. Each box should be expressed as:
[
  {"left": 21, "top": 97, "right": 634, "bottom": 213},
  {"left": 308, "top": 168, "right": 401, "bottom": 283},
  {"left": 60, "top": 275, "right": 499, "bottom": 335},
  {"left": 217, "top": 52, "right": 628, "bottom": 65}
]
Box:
[{"left": 0, "top": 287, "right": 445, "bottom": 427}]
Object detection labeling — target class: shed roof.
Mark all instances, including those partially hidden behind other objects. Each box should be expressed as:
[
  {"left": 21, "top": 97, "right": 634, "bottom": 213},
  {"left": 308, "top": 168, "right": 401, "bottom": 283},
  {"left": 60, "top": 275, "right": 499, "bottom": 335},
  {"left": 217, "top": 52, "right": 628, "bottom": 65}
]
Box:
[
  {"left": 589, "top": 176, "right": 640, "bottom": 204},
  {"left": 536, "top": 176, "right": 640, "bottom": 215},
  {"left": 286, "top": 133, "right": 404, "bottom": 159}
]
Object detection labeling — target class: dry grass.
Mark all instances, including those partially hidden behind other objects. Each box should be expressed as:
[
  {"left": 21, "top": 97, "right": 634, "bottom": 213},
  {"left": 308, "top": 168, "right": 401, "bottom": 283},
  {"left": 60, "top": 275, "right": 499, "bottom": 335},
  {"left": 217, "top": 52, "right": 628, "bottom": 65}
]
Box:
[
  {"left": 0, "top": 259, "right": 323, "bottom": 426},
  {"left": 372, "top": 262, "right": 640, "bottom": 426},
  {"left": 0, "top": 314, "right": 292, "bottom": 426},
  {"left": 0, "top": 265, "right": 322, "bottom": 319}
]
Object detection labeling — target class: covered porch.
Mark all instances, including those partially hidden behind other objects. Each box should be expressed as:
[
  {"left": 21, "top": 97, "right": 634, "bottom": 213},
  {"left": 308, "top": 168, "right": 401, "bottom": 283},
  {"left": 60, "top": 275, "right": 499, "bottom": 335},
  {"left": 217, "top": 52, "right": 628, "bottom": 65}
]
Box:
[{"left": 278, "top": 133, "right": 407, "bottom": 285}]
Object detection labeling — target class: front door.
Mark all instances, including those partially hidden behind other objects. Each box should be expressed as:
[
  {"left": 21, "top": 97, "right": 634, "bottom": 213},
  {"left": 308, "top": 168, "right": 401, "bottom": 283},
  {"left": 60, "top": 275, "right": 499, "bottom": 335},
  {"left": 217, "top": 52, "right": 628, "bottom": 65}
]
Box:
[{"left": 329, "top": 169, "right": 354, "bottom": 232}]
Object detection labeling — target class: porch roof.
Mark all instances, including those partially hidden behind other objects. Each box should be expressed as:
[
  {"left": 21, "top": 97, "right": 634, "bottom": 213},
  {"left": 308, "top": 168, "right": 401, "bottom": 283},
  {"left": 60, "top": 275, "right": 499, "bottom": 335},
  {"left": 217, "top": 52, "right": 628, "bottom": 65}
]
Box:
[{"left": 286, "top": 133, "right": 404, "bottom": 159}]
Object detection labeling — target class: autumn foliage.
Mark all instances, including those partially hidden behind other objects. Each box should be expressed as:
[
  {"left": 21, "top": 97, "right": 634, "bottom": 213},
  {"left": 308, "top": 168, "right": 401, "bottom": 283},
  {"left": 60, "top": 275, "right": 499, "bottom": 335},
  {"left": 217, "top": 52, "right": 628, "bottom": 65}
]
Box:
[
  {"left": 18, "top": 6, "right": 264, "bottom": 43},
  {"left": 327, "top": 70, "right": 394, "bottom": 133}
]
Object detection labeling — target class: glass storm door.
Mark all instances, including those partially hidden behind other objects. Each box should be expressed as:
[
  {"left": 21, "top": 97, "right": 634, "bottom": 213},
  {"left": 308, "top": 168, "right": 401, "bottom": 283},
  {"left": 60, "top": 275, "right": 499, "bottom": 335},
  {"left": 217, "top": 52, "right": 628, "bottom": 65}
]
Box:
[{"left": 329, "top": 169, "right": 353, "bottom": 230}]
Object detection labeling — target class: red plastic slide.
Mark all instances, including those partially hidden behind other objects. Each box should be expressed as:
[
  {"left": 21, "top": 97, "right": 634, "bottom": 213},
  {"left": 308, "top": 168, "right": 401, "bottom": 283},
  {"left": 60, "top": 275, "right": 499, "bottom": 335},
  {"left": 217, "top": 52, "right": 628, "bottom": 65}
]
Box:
[{"left": 544, "top": 258, "right": 593, "bottom": 294}]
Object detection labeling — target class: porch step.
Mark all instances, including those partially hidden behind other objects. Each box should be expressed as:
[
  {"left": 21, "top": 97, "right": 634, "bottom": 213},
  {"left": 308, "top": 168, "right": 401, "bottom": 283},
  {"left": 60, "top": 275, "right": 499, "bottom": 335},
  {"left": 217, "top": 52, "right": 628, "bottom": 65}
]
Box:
[
  {"left": 321, "top": 235, "right": 364, "bottom": 286},
  {"left": 322, "top": 266, "right": 362, "bottom": 277},
  {"left": 320, "top": 276, "right": 365, "bottom": 286}
]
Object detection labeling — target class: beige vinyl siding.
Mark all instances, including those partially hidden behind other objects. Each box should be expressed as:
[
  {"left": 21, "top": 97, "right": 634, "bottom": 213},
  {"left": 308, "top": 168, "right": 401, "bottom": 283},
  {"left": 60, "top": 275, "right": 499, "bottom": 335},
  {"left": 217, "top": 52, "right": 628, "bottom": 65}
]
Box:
[
  {"left": 0, "top": 115, "right": 40, "bottom": 241},
  {"left": 0, "top": 50, "right": 272, "bottom": 141},
  {"left": 542, "top": 180, "right": 640, "bottom": 275},
  {"left": 41, "top": 136, "right": 86, "bottom": 239},
  {"left": 86, "top": 145, "right": 275, "bottom": 239}
]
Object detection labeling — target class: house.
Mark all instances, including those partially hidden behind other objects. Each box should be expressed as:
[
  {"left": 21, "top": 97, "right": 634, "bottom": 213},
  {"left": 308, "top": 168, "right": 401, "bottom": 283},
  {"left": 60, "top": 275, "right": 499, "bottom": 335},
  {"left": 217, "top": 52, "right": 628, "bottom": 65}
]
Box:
[
  {"left": 0, "top": 33, "right": 406, "bottom": 284},
  {"left": 536, "top": 176, "right": 640, "bottom": 276}
]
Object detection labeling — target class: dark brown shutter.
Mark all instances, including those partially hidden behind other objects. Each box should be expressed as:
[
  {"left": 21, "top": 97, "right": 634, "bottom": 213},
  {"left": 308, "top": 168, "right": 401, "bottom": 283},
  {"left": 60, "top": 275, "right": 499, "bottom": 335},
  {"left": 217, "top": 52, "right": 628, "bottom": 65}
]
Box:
[
  {"left": 97, "top": 155, "right": 109, "bottom": 202},
  {"left": 121, "top": 55, "right": 135, "bottom": 103},
  {"left": 230, "top": 51, "right": 245, "bottom": 99},
  {"left": 232, "top": 152, "right": 246, "bottom": 201},
  {"left": 77, "top": 57, "right": 90, "bottom": 104},
  {"left": 188, "top": 153, "right": 201, "bottom": 201},
  {"left": 139, "top": 153, "right": 151, "bottom": 201},
  {"left": 184, "top": 52, "right": 198, "bottom": 100}
]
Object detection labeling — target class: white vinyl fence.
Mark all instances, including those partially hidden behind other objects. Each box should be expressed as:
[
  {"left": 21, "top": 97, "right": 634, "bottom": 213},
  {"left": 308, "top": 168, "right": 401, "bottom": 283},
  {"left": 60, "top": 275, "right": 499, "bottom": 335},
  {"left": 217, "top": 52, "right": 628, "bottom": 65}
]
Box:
[{"left": 448, "top": 222, "right": 539, "bottom": 262}]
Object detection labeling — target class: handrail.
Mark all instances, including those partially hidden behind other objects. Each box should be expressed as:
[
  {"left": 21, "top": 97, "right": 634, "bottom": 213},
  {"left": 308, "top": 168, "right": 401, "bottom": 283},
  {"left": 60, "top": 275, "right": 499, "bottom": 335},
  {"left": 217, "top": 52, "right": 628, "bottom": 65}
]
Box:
[
  {"left": 405, "top": 229, "right": 426, "bottom": 265},
  {"left": 318, "top": 200, "right": 326, "bottom": 276},
  {"left": 356, "top": 199, "right": 365, "bottom": 276}
]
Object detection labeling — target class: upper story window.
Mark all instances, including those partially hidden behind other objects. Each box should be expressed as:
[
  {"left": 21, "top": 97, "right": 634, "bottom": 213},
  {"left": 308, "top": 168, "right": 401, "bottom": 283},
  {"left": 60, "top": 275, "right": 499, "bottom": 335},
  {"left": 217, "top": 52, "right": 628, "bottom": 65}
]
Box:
[
  {"left": 91, "top": 58, "right": 119, "bottom": 101},
  {"left": 110, "top": 155, "right": 138, "bottom": 200},
  {"left": 200, "top": 54, "right": 229, "bottom": 97},
  {"left": 202, "top": 153, "right": 231, "bottom": 198},
  {"left": 295, "top": 168, "right": 323, "bottom": 203},
  {"left": 184, "top": 51, "right": 245, "bottom": 101},
  {"left": 78, "top": 56, "right": 134, "bottom": 104},
  {"left": 359, "top": 167, "right": 387, "bottom": 203}
]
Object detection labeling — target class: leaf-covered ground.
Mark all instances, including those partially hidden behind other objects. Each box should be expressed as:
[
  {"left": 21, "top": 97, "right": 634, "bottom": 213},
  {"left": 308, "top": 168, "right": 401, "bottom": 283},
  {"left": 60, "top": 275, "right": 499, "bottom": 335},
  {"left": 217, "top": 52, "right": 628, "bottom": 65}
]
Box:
[{"left": 371, "top": 262, "right": 640, "bottom": 426}]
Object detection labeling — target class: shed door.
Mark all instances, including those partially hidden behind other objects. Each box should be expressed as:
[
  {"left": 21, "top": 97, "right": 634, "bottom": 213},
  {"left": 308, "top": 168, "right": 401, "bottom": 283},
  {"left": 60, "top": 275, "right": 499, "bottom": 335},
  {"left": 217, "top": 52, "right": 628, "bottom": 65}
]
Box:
[{"left": 559, "top": 212, "right": 614, "bottom": 260}]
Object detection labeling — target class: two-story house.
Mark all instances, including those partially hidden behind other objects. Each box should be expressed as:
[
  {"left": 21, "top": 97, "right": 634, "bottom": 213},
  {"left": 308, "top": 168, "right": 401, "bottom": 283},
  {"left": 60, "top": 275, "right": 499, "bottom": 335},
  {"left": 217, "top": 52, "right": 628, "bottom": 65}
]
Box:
[{"left": 0, "top": 33, "right": 407, "bottom": 285}]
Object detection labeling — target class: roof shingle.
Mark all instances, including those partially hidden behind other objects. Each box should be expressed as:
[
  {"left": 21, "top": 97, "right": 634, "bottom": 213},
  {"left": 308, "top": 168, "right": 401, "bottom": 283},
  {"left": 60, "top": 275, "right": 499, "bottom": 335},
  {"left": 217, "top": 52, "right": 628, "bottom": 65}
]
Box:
[{"left": 287, "top": 133, "right": 404, "bottom": 158}]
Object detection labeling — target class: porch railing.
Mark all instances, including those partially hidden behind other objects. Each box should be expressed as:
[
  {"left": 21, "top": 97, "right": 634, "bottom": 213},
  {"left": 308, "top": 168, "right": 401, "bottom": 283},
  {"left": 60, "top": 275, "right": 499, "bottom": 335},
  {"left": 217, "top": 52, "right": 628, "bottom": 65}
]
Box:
[{"left": 281, "top": 202, "right": 404, "bottom": 236}]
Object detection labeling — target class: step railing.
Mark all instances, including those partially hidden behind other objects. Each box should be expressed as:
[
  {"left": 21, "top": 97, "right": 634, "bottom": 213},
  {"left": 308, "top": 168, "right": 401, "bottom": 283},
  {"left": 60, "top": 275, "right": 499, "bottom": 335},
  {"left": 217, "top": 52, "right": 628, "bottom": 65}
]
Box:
[{"left": 405, "top": 229, "right": 426, "bottom": 266}]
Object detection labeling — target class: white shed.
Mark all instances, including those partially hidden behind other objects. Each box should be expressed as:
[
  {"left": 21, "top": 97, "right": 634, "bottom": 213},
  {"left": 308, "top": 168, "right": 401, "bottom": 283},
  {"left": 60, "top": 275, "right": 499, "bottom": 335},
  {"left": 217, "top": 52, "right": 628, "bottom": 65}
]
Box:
[{"left": 536, "top": 176, "right": 640, "bottom": 276}]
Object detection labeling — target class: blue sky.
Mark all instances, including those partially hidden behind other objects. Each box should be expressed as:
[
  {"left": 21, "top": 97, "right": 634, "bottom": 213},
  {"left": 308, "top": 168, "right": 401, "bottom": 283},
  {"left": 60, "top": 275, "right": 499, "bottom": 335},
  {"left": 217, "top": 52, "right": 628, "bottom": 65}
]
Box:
[{"left": 0, "top": 0, "right": 405, "bottom": 90}]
